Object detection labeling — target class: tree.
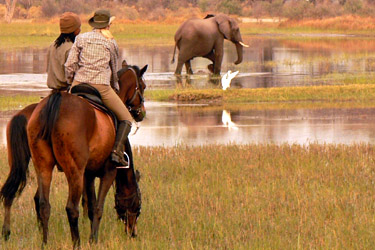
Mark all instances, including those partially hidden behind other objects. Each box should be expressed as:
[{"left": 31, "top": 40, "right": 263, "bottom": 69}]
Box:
[{"left": 4, "top": 0, "right": 17, "bottom": 23}]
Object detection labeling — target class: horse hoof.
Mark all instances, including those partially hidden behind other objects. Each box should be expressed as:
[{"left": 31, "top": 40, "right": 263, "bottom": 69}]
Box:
[{"left": 2, "top": 229, "right": 10, "bottom": 241}]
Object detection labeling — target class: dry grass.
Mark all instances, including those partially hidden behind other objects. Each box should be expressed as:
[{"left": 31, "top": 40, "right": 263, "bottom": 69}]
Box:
[
  {"left": 0, "top": 143, "right": 375, "bottom": 249},
  {"left": 281, "top": 15, "right": 375, "bottom": 32}
]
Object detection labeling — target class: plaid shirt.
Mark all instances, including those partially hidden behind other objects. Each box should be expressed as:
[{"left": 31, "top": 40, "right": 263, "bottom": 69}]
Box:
[{"left": 65, "top": 30, "right": 119, "bottom": 90}]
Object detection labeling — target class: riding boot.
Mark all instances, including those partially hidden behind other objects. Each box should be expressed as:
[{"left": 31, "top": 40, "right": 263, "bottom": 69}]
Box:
[{"left": 111, "top": 120, "right": 132, "bottom": 166}]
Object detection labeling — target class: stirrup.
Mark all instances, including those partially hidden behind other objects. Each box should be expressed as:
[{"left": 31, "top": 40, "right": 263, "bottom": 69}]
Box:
[{"left": 116, "top": 152, "right": 130, "bottom": 169}]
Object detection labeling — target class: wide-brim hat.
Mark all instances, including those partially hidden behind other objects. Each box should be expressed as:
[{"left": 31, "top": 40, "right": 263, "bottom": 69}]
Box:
[{"left": 89, "top": 9, "right": 115, "bottom": 29}]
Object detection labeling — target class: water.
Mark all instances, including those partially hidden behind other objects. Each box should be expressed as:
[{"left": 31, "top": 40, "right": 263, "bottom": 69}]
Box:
[
  {"left": 1, "top": 36, "right": 375, "bottom": 146},
  {"left": 2, "top": 36, "right": 375, "bottom": 91},
  {"left": 2, "top": 102, "right": 375, "bottom": 147}
]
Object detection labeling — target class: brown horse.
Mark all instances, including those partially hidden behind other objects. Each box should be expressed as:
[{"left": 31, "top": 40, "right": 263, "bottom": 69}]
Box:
[{"left": 0, "top": 63, "right": 147, "bottom": 247}]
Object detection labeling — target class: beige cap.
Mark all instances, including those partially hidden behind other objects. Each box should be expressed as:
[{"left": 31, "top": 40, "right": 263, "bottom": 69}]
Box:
[{"left": 60, "top": 12, "right": 81, "bottom": 34}]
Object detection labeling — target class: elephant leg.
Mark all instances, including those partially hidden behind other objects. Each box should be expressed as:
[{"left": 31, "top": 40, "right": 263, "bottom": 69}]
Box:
[
  {"left": 213, "top": 41, "right": 224, "bottom": 75},
  {"left": 204, "top": 51, "right": 215, "bottom": 73},
  {"left": 174, "top": 59, "right": 184, "bottom": 76},
  {"left": 185, "top": 60, "right": 193, "bottom": 75}
]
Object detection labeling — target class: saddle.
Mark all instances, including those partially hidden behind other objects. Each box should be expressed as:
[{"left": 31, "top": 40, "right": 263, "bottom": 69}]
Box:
[{"left": 70, "top": 83, "right": 118, "bottom": 130}]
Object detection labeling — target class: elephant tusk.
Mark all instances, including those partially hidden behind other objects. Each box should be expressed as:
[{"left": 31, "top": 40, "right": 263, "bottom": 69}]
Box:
[{"left": 239, "top": 41, "right": 249, "bottom": 48}]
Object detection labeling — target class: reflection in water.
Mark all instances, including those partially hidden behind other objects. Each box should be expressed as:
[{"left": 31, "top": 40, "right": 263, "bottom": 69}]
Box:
[
  {"left": 222, "top": 110, "right": 238, "bottom": 131},
  {"left": 3, "top": 37, "right": 375, "bottom": 91},
  {"left": 1, "top": 102, "right": 375, "bottom": 146}
]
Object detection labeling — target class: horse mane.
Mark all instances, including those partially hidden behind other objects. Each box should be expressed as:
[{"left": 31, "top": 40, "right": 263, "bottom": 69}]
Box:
[{"left": 37, "top": 92, "right": 62, "bottom": 141}]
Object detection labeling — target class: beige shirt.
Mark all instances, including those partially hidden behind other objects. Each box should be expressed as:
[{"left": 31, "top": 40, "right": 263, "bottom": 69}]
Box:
[{"left": 46, "top": 41, "right": 73, "bottom": 90}]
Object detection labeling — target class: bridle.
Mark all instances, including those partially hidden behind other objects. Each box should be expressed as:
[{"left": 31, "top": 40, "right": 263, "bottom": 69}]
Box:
[
  {"left": 125, "top": 67, "right": 145, "bottom": 118},
  {"left": 115, "top": 186, "right": 142, "bottom": 230}
]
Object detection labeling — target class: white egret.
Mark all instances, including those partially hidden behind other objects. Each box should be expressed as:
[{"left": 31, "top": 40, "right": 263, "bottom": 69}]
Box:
[{"left": 221, "top": 70, "right": 239, "bottom": 90}]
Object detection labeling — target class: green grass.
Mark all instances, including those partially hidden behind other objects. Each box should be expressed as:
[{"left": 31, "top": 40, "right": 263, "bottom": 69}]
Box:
[
  {"left": 0, "top": 95, "right": 40, "bottom": 111},
  {"left": 1, "top": 144, "right": 375, "bottom": 249},
  {"left": 2, "top": 21, "right": 375, "bottom": 49},
  {"left": 0, "top": 23, "right": 180, "bottom": 49},
  {"left": 4, "top": 83, "right": 375, "bottom": 111},
  {"left": 145, "top": 83, "right": 375, "bottom": 104}
]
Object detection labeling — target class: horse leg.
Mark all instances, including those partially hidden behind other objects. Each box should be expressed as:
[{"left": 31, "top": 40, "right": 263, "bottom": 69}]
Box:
[
  {"left": 90, "top": 163, "right": 117, "bottom": 243},
  {"left": 84, "top": 174, "right": 96, "bottom": 222},
  {"left": 82, "top": 176, "right": 93, "bottom": 218},
  {"left": 65, "top": 171, "right": 84, "bottom": 249},
  {"left": 29, "top": 137, "right": 55, "bottom": 245},
  {"left": 33, "top": 189, "right": 42, "bottom": 230}
]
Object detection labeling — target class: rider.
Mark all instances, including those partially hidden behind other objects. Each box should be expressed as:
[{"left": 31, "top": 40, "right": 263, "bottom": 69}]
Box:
[
  {"left": 65, "top": 9, "right": 132, "bottom": 167},
  {"left": 47, "top": 12, "right": 81, "bottom": 91}
]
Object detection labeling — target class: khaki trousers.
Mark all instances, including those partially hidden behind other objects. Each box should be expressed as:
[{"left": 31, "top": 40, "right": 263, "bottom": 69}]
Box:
[{"left": 72, "top": 81, "right": 132, "bottom": 122}]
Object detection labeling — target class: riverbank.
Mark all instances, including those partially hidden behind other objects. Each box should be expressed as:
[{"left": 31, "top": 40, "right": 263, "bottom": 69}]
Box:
[
  {"left": 0, "top": 143, "right": 374, "bottom": 249},
  {"left": 2, "top": 83, "right": 375, "bottom": 111},
  {"left": 145, "top": 84, "right": 375, "bottom": 105}
]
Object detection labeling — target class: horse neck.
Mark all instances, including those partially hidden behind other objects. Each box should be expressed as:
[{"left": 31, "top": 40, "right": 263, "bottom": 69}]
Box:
[{"left": 115, "top": 168, "right": 138, "bottom": 196}]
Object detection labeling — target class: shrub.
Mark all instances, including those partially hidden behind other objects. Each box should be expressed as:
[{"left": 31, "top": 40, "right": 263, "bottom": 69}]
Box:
[
  {"left": 283, "top": 0, "right": 314, "bottom": 20},
  {"left": 122, "top": 6, "right": 140, "bottom": 20},
  {"left": 218, "top": 0, "right": 243, "bottom": 15},
  {"left": 344, "top": 0, "right": 363, "bottom": 15},
  {"left": 41, "top": 0, "right": 59, "bottom": 17},
  {"left": 27, "top": 6, "right": 43, "bottom": 19},
  {"left": 14, "top": 7, "right": 28, "bottom": 19},
  {"left": 0, "top": 4, "right": 6, "bottom": 18}
]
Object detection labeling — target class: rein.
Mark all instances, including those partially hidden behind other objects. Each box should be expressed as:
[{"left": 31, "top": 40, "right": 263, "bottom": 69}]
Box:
[{"left": 125, "top": 67, "right": 144, "bottom": 117}]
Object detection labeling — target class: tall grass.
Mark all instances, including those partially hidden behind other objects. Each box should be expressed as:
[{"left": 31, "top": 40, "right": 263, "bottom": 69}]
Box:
[{"left": 0, "top": 143, "right": 374, "bottom": 249}]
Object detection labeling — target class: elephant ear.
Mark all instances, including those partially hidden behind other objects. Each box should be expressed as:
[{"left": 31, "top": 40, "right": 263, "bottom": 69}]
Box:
[{"left": 215, "top": 14, "right": 232, "bottom": 40}]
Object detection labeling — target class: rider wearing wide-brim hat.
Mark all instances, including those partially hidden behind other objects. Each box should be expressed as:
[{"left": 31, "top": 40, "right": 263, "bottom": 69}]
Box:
[
  {"left": 65, "top": 9, "right": 133, "bottom": 167},
  {"left": 47, "top": 12, "right": 81, "bottom": 91}
]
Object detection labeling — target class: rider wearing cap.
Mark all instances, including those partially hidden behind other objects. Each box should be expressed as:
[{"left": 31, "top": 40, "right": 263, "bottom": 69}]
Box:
[
  {"left": 47, "top": 12, "right": 81, "bottom": 91},
  {"left": 65, "top": 9, "right": 133, "bottom": 167}
]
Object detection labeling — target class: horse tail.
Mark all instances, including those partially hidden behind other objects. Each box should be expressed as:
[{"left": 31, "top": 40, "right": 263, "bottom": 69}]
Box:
[
  {"left": 0, "top": 115, "right": 31, "bottom": 206},
  {"left": 38, "top": 91, "right": 62, "bottom": 141}
]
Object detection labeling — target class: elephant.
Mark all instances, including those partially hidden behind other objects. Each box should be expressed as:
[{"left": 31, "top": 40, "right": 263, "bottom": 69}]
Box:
[{"left": 171, "top": 14, "right": 248, "bottom": 76}]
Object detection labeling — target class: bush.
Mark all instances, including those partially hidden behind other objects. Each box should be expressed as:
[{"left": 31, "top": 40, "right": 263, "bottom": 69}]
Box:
[
  {"left": 310, "top": 2, "right": 343, "bottom": 18},
  {"left": 283, "top": 0, "right": 314, "bottom": 20},
  {"left": 27, "top": 6, "right": 43, "bottom": 19},
  {"left": 0, "top": 4, "right": 6, "bottom": 18},
  {"left": 112, "top": 6, "right": 140, "bottom": 20},
  {"left": 218, "top": 0, "right": 243, "bottom": 15},
  {"left": 59, "top": 0, "right": 87, "bottom": 14},
  {"left": 41, "top": 0, "right": 59, "bottom": 17},
  {"left": 344, "top": 0, "right": 363, "bottom": 14},
  {"left": 251, "top": 1, "right": 271, "bottom": 20},
  {"left": 145, "top": 7, "right": 166, "bottom": 21},
  {"left": 14, "top": 7, "right": 28, "bottom": 19}
]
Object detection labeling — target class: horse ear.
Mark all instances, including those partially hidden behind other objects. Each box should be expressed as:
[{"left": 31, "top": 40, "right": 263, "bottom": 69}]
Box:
[
  {"left": 122, "top": 60, "right": 128, "bottom": 68},
  {"left": 135, "top": 170, "right": 141, "bottom": 182},
  {"left": 140, "top": 65, "right": 148, "bottom": 77}
]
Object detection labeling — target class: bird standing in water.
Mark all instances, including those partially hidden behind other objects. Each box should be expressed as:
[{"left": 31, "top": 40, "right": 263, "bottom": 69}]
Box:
[{"left": 221, "top": 70, "right": 239, "bottom": 90}]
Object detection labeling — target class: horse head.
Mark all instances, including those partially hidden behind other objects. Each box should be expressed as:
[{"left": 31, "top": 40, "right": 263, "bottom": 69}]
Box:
[
  {"left": 115, "top": 169, "right": 142, "bottom": 237},
  {"left": 117, "top": 61, "right": 148, "bottom": 122}
]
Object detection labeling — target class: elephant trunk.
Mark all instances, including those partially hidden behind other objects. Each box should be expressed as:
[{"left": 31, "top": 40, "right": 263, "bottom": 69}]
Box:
[{"left": 234, "top": 42, "right": 243, "bottom": 65}]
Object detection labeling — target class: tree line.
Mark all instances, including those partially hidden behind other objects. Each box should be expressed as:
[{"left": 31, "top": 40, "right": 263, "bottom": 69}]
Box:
[{"left": 1, "top": 0, "right": 375, "bottom": 23}]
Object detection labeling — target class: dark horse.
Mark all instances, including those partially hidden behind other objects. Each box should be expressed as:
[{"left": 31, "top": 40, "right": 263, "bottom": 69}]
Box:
[{"left": 0, "top": 63, "right": 148, "bottom": 247}]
